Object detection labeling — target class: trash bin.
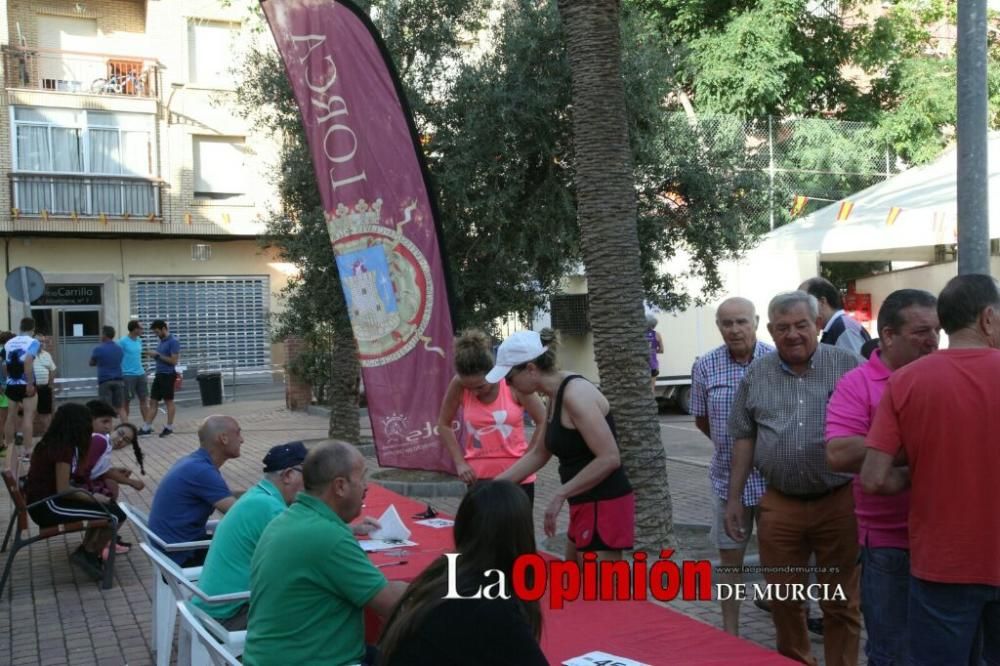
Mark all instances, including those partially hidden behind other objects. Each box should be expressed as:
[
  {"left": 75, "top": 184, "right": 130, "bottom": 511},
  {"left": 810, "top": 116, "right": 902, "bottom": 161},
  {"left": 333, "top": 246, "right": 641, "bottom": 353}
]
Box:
[{"left": 196, "top": 372, "right": 223, "bottom": 406}]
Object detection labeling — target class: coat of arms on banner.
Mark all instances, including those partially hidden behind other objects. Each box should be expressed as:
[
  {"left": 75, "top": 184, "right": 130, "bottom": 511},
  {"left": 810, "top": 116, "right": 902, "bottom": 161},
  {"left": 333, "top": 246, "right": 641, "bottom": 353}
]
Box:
[{"left": 329, "top": 198, "right": 438, "bottom": 367}]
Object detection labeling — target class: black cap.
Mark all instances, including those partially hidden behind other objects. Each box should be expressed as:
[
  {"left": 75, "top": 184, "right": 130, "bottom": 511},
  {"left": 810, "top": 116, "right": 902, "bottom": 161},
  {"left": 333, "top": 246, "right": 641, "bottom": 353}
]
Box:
[{"left": 263, "top": 441, "right": 308, "bottom": 473}]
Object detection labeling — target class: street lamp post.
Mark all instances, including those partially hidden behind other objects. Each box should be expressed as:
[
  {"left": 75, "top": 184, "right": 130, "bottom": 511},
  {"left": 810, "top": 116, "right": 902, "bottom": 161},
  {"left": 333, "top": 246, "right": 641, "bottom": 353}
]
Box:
[{"left": 956, "top": 0, "right": 991, "bottom": 275}]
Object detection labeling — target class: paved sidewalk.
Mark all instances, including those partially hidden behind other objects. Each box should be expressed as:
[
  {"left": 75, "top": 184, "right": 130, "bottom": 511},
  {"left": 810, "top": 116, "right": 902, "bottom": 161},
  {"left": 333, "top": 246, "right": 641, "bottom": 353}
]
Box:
[{"left": 0, "top": 399, "right": 853, "bottom": 665}]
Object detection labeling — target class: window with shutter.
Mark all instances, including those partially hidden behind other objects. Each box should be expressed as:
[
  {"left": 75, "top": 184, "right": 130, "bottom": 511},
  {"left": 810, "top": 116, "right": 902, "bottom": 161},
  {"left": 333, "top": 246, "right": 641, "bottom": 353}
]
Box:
[
  {"left": 188, "top": 21, "right": 239, "bottom": 87},
  {"left": 37, "top": 16, "right": 99, "bottom": 91},
  {"left": 193, "top": 136, "right": 247, "bottom": 200}
]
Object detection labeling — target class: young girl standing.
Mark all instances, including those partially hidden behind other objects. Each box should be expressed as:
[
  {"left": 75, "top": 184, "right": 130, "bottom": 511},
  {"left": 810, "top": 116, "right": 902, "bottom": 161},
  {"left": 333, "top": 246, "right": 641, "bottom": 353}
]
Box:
[{"left": 437, "top": 330, "right": 546, "bottom": 504}]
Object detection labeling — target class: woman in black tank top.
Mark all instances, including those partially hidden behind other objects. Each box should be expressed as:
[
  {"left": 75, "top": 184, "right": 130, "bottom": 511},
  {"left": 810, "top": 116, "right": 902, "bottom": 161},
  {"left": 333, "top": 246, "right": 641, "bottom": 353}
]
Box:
[{"left": 488, "top": 329, "right": 634, "bottom": 562}]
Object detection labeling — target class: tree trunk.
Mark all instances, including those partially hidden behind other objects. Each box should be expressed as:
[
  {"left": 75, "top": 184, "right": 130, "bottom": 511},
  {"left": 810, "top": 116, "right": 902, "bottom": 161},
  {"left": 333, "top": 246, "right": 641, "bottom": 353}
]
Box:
[
  {"left": 556, "top": 0, "right": 675, "bottom": 551},
  {"left": 327, "top": 294, "right": 362, "bottom": 443}
]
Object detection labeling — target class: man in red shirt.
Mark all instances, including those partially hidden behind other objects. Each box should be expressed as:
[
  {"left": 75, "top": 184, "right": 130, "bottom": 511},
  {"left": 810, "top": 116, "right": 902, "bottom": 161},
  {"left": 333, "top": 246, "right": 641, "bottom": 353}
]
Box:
[{"left": 862, "top": 274, "right": 1000, "bottom": 664}]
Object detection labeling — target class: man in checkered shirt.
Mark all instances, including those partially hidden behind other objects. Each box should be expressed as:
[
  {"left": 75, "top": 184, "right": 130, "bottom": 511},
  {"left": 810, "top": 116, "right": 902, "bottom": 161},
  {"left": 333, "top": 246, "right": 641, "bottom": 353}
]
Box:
[
  {"left": 691, "top": 296, "right": 774, "bottom": 636},
  {"left": 726, "top": 290, "right": 862, "bottom": 666}
]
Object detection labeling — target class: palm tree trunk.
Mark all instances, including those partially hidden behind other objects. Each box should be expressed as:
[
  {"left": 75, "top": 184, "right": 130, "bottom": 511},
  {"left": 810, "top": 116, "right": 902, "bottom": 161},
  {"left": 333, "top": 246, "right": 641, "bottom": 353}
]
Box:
[
  {"left": 556, "top": 0, "right": 675, "bottom": 551},
  {"left": 327, "top": 297, "right": 362, "bottom": 443}
]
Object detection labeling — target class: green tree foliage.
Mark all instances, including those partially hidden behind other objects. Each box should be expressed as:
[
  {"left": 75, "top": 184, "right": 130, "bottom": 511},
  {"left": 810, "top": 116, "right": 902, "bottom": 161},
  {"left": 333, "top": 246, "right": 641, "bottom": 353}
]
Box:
[
  {"left": 637, "top": 0, "right": 866, "bottom": 117},
  {"left": 426, "top": 1, "right": 771, "bottom": 319},
  {"left": 636, "top": 114, "right": 771, "bottom": 306},
  {"left": 236, "top": 0, "right": 778, "bottom": 415},
  {"left": 635, "top": 0, "right": 1000, "bottom": 166},
  {"left": 422, "top": 2, "right": 578, "bottom": 326},
  {"left": 874, "top": 58, "right": 958, "bottom": 165}
]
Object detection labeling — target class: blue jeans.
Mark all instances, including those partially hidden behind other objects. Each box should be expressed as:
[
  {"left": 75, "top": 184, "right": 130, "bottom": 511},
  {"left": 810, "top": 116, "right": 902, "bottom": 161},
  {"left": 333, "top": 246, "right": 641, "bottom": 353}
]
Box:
[
  {"left": 908, "top": 575, "right": 1000, "bottom": 665},
  {"left": 861, "top": 547, "right": 909, "bottom": 666}
]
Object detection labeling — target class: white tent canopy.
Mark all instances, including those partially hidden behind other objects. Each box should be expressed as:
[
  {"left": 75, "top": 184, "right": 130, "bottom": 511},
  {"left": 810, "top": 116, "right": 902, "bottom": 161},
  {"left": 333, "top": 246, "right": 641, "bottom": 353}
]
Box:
[{"left": 759, "top": 133, "right": 1000, "bottom": 262}]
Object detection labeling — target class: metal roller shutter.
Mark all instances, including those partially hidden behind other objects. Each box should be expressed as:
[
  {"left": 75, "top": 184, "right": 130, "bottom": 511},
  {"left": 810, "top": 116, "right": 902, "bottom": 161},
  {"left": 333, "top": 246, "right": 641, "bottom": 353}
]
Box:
[{"left": 129, "top": 276, "right": 270, "bottom": 374}]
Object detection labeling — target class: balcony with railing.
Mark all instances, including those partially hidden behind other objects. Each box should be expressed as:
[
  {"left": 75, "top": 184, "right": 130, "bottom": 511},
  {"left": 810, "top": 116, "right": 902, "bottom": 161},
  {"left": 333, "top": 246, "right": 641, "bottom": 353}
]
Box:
[
  {"left": 9, "top": 173, "right": 163, "bottom": 232},
  {"left": 4, "top": 46, "right": 159, "bottom": 99}
]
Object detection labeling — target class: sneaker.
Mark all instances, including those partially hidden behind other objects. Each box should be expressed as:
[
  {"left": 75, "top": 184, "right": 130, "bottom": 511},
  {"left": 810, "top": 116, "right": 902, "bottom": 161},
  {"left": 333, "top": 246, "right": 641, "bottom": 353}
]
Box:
[
  {"left": 116, "top": 536, "right": 132, "bottom": 548},
  {"left": 70, "top": 547, "right": 104, "bottom": 581},
  {"left": 137, "top": 426, "right": 153, "bottom": 436},
  {"left": 159, "top": 427, "right": 173, "bottom": 438}
]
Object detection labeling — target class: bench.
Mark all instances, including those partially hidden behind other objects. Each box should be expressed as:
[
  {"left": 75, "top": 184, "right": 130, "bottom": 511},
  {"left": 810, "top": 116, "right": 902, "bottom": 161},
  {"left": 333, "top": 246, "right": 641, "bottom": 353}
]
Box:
[{"left": 1, "top": 470, "right": 119, "bottom": 595}]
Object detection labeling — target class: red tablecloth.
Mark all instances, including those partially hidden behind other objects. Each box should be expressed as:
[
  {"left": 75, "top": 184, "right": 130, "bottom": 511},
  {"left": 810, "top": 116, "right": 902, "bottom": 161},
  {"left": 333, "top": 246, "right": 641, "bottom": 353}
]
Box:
[
  {"left": 359, "top": 484, "right": 455, "bottom": 579},
  {"left": 359, "top": 485, "right": 454, "bottom": 643},
  {"left": 541, "top": 598, "right": 791, "bottom": 665},
  {"left": 361, "top": 484, "right": 791, "bottom": 665}
]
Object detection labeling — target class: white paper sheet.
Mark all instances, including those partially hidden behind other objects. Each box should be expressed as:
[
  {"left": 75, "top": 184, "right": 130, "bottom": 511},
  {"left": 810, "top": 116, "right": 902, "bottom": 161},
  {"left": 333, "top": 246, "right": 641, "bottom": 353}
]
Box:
[
  {"left": 370, "top": 504, "right": 411, "bottom": 541},
  {"left": 414, "top": 518, "right": 454, "bottom": 528},
  {"left": 562, "top": 651, "right": 650, "bottom": 666},
  {"left": 359, "top": 538, "right": 417, "bottom": 552}
]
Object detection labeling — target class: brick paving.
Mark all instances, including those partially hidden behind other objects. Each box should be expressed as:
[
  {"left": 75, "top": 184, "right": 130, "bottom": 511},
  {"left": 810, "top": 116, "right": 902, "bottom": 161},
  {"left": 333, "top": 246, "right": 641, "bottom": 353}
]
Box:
[{"left": 0, "top": 399, "right": 860, "bottom": 665}]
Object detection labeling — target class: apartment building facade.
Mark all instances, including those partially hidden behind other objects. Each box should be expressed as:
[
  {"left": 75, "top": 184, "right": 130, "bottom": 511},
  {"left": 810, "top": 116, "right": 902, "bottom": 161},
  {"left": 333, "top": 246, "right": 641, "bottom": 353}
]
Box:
[{"left": 0, "top": 0, "right": 292, "bottom": 380}]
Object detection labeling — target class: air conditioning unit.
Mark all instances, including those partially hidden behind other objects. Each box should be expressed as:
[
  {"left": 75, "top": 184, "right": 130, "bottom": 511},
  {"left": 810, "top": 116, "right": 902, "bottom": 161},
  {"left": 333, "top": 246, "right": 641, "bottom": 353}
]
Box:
[{"left": 550, "top": 294, "right": 590, "bottom": 335}]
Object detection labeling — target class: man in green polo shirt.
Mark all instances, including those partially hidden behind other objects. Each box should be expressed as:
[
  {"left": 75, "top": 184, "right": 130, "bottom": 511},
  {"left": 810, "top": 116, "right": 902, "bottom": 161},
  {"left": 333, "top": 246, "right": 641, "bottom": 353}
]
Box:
[{"left": 244, "top": 441, "right": 407, "bottom": 666}]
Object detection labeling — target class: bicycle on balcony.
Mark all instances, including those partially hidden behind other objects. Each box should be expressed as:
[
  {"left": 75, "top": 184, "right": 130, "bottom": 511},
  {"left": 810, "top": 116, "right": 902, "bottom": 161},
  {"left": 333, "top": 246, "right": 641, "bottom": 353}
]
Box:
[{"left": 90, "top": 70, "right": 146, "bottom": 96}]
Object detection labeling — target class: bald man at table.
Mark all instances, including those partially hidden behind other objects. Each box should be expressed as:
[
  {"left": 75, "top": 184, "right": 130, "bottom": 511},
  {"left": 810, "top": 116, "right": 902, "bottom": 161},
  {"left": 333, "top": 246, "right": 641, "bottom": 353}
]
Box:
[{"left": 243, "top": 441, "right": 407, "bottom": 666}]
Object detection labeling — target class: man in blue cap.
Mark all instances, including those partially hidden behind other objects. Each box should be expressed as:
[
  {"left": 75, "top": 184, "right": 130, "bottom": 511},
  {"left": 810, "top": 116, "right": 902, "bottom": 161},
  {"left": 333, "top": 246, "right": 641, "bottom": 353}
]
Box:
[{"left": 193, "top": 441, "right": 306, "bottom": 629}]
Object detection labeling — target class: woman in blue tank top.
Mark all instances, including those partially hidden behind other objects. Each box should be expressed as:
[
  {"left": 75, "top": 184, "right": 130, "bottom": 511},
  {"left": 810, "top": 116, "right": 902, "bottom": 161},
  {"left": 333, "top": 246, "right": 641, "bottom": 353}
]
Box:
[{"left": 491, "top": 329, "right": 634, "bottom": 562}]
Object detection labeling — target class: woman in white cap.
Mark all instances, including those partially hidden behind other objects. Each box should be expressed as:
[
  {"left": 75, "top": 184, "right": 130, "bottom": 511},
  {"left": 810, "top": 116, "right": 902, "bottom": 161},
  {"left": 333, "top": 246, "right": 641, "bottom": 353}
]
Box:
[
  {"left": 493, "top": 329, "right": 634, "bottom": 561},
  {"left": 437, "top": 329, "right": 546, "bottom": 504}
]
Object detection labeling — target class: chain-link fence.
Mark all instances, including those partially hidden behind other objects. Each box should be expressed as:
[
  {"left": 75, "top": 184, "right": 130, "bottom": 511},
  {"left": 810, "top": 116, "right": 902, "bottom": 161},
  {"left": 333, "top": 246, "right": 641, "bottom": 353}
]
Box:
[{"left": 671, "top": 113, "right": 898, "bottom": 230}]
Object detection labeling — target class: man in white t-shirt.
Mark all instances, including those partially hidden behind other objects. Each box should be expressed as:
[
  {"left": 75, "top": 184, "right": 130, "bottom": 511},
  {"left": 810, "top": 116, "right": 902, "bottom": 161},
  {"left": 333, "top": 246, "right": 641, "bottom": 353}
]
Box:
[
  {"left": 3, "top": 317, "right": 40, "bottom": 473},
  {"left": 32, "top": 334, "right": 57, "bottom": 436}
]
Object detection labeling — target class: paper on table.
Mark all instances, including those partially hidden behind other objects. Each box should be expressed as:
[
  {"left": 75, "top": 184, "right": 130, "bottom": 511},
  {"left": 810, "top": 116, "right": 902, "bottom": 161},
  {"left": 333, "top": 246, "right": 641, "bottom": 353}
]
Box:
[
  {"left": 414, "top": 518, "right": 454, "bottom": 528},
  {"left": 359, "top": 538, "right": 417, "bottom": 552},
  {"left": 370, "top": 504, "right": 412, "bottom": 541},
  {"left": 562, "top": 651, "right": 650, "bottom": 666}
]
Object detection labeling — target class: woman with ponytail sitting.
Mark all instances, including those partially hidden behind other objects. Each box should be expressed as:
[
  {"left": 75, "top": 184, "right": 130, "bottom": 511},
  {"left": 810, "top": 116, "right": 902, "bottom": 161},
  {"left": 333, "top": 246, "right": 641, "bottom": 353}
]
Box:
[
  {"left": 24, "top": 403, "right": 123, "bottom": 580},
  {"left": 378, "top": 480, "right": 546, "bottom": 665},
  {"left": 494, "top": 329, "right": 634, "bottom": 562}
]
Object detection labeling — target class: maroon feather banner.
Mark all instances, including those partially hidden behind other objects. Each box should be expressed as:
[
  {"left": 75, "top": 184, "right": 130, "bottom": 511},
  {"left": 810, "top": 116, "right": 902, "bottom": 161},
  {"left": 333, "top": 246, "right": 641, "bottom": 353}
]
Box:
[{"left": 261, "top": 0, "right": 458, "bottom": 472}]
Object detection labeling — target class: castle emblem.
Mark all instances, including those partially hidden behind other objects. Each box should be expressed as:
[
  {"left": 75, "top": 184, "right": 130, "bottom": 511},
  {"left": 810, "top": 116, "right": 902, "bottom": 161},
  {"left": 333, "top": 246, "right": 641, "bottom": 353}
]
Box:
[{"left": 328, "top": 199, "right": 439, "bottom": 367}]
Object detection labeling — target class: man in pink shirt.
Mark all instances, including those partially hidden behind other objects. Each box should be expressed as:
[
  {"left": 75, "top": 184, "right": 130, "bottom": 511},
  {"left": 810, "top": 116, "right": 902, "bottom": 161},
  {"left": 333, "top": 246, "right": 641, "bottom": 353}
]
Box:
[{"left": 825, "top": 289, "right": 939, "bottom": 666}]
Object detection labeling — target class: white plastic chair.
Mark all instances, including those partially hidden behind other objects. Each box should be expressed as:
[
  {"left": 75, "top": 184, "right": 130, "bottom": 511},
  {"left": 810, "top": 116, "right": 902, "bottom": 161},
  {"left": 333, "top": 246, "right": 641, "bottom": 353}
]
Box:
[
  {"left": 176, "top": 601, "right": 242, "bottom": 666},
  {"left": 120, "top": 503, "right": 217, "bottom": 666},
  {"left": 140, "top": 543, "right": 248, "bottom": 665}
]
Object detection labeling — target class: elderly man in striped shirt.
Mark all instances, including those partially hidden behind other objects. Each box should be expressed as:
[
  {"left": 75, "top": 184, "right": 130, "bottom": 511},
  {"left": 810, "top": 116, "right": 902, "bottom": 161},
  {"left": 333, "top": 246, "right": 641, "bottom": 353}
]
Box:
[
  {"left": 726, "top": 290, "right": 862, "bottom": 666},
  {"left": 691, "top": 296, "right": 774, "bottom": 636}
]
